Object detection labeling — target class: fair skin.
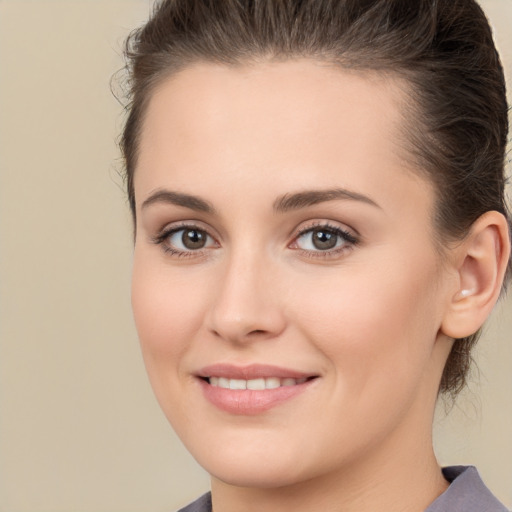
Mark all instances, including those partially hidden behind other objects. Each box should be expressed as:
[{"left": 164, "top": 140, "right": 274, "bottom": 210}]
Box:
[{"left": 131, "top": 60, "right": 509, "bottom": 512}]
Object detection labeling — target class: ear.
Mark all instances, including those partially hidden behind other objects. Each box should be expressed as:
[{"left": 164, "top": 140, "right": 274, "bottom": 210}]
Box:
[{"left": 441, "top": 211, "right": 511, "bottom": 339}]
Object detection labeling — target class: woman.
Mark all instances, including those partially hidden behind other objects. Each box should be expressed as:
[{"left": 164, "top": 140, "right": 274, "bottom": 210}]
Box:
[{"left": 120, "top": 1, "right": 511, "bottom": 510}]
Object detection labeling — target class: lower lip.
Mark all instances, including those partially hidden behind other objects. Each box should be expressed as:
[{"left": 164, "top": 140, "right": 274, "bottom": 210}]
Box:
[{"left": 198, "top": 378, "right": 316, "bottom": 415}]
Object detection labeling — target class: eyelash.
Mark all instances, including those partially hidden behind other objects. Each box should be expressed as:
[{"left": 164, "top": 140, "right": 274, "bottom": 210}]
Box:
[{"left": 151, "top": 222, "right": 359, "bottom": 259}]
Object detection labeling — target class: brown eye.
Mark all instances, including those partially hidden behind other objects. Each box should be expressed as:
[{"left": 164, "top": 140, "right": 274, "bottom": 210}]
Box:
[
  {"left": 182, "top": 229, "right": 207, "bottom": 249},
  {"left": 311, "top": 229, "right": 338, "bottom": 250},
  {"left": 293, "top": 224, "right": 358, "bottom": 255},
  {"left": 161, "top": 226, "right": 216, "bottom": 254}
]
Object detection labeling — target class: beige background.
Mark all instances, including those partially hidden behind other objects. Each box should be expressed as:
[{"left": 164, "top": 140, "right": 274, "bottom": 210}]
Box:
[{"left": 0, "top": 1, "right": 510, "bottom": 511}]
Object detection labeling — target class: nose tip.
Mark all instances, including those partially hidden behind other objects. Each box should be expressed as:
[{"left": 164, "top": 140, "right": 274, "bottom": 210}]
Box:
[{"left": 206, "top": 260, "right": 286, "bottom": 344}]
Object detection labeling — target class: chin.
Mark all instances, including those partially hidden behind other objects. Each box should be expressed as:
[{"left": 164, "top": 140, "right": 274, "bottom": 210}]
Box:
[
  {"left": 204, "top": 439, "right": 347, "bottom": 492},
  {"left": 205, "top": 457, "right": 310, "bottom": 489},
  {"left": 180, "top": 430, "right": 313, "bottom": 489}
]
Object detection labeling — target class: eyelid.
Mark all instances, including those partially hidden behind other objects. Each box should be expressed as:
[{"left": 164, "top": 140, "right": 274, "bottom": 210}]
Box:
[
  {"left": 291, "top": 220, "right": 358, "bottom": 240},
  {"left": 152, "top": 219, "right": 217, "bottom": 240}
]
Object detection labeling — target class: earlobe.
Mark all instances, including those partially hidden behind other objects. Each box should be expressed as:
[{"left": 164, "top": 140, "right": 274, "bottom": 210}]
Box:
[{"left": 441, "top": 211, "right": 511, "bottom": 339}]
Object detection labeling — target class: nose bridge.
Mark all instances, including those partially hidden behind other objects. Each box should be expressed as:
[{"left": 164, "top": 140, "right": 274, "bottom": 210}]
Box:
[{"left": 207, "top": 241, "right": 285, "bottom": 343}]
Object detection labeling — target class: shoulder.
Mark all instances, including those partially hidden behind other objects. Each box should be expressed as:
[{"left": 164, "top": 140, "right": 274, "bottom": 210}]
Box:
[
  {"left": 177, "top": 492, "right": 212, "bottom": 512},
  {"left": 426, "top": 466, "right": 510, "bottom": 512}
]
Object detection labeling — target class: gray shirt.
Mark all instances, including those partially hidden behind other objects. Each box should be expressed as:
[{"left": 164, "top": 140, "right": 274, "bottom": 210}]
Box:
[{"left": 177, "top": 466, "right": 509, "bottom": 512}]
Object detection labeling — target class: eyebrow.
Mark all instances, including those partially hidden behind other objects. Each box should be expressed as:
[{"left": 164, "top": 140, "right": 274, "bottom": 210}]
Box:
[
  {"left": 273, "top": 188, "right": 380, "bottom": 213},
  {"left": 141, "top": 189, "right": 215, "bottom": 214},
  {"left": 140, "top": 187, "right": 380, "bottom": 215}
]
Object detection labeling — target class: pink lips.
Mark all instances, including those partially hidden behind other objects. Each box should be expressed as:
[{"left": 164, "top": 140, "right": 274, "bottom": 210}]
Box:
[{"left": 197, "top": 364, "right": 318, "bottom": 415}]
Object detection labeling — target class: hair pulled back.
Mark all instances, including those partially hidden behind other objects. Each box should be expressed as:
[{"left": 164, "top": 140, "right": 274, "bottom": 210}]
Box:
[{"left": 121, "top": 0, "right": 511, "bottom": 397}]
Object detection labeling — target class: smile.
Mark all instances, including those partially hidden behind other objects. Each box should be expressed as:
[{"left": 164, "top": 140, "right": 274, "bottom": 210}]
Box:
[
  {"left": 197, "top": 365, "right": 318, "bottom": 415},
  {"left": 207, "top": 376, "right": 309, "bottom": 390}
]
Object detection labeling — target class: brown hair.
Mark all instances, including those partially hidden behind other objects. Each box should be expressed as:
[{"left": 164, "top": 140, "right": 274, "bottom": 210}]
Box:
[{"left": 120, "top": 0, "right": 511, "bottom": 396}]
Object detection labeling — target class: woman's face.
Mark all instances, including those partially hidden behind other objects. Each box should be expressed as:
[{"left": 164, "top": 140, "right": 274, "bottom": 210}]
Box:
[{"left": 132, "top": 60, "right": 455, "bottom": 488}]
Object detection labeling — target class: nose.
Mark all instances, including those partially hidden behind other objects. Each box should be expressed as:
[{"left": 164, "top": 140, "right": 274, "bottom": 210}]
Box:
[{"left": 205, "top": 249, "right": 287, "bottom": 344}]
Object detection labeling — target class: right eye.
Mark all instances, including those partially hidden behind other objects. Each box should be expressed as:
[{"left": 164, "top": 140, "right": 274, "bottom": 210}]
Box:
[
  {"left": 169, "top": 228, "right": 211, "bottom": 250},
  {"left": 154, "top": 225, "right": 218, "bottom": 256}
]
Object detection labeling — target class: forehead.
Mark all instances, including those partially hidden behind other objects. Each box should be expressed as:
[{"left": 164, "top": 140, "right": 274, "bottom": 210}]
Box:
[
  {"left": 139, "top": 59, "right": 408, "bottom": 160},
  {"left": 136, "top": 59, "right": 430, "bottom": 218}
]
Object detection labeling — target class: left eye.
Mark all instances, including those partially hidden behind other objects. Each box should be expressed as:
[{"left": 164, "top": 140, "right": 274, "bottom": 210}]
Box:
[
  {"left": 166, "top": 228, "right": 215, "bottom": 251},
  {"left": 294, "top": 227, "right": 355, "bottom": 252}
]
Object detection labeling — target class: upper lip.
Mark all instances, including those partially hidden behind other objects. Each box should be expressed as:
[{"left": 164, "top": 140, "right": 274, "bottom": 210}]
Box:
[{"left": 197, "top": 363, "right": 317, "bottom": 380}]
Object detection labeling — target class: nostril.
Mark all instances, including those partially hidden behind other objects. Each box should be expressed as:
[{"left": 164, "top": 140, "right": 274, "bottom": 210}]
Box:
[{"left": 207, "top": 300, "right": 287, "bottom": 343}]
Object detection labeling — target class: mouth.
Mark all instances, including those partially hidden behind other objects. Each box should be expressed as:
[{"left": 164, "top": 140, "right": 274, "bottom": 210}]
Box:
[{"left": 196, "top": 364, "right": 319, "bottom": 415}]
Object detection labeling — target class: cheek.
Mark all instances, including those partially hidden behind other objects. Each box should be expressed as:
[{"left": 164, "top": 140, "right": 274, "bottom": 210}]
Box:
[
  {"left": 131, "top": 251, "right": 207, "bottom": 368},
  {"left": 131, "top": 251, "right": 216, "bottom": 427},
  {"left": 289, "top": 254, "right": 442, "bottom": 389}
]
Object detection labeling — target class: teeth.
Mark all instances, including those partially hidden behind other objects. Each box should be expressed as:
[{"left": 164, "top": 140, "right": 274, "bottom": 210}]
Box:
[
  {"left": 265, "top": 377, "right": 280, "bottom": 389},
  {"left": 247, "top": 378, "right": 266, "bottom": 390},
  {"left": 209, "top": 376, "right": 308, "bottom": 389},
  {"left": 229, "top": 379, "right": 247, "bottom": 390}
]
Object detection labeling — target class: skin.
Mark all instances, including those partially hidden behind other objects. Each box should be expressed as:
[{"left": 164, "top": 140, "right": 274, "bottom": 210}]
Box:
[{"left": 131, "top": 60, "right": 462, "bottom": 512}]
